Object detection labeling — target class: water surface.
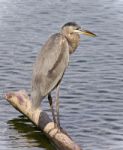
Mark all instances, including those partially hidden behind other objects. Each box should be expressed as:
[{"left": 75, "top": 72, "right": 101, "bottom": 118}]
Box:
[{"left": 0, "top": 0, "right": 123, "bottom": 150}]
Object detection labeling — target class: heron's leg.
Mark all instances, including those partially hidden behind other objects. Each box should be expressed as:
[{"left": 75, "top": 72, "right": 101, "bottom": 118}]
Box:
[
  {"left": 48, "top": 93, "right": 57, "bottom": 126},
  {"left": 56, "top": 84, "right": 60, "bottom": 128}
]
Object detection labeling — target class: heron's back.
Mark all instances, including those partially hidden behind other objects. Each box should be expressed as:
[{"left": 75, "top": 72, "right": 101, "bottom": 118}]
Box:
[{"left": 32, "top": 33, "right": 69, "bottom": 98}]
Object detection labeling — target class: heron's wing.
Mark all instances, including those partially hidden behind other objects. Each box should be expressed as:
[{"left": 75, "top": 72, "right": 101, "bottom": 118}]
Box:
[{"left": 32, "top": 33, "right": 69, "bottom": 96}]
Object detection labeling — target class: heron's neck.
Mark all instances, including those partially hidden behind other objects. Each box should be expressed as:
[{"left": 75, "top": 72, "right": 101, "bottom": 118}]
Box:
[
  {"left": 64, "top": 34, "right": 80, "bottom": 54},
  {"left": 68, "top": 39, "right": 79, "bottom": 54}
]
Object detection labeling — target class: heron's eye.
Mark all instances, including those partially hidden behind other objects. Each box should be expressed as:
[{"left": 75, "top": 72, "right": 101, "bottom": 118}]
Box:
[{"left": 76, "top": 27, "right": 80, "bottom": 30}]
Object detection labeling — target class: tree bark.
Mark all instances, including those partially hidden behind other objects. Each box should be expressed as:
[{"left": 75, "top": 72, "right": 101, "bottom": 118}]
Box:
[{"left": 4, "top": 90, "right": 82, "bottom": 150}]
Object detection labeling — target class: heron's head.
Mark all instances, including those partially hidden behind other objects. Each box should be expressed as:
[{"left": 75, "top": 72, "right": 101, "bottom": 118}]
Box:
[
  {"left": 61, "top": 22, "right": 96, "bottom": 38},
  {"left": 61, "top": 22, "right": 96, "bottom": 54}
]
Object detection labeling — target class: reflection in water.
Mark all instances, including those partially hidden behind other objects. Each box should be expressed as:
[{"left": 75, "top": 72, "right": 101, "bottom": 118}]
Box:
[{"left": 7, "top": 115, "right": 55, "bottom": 150}]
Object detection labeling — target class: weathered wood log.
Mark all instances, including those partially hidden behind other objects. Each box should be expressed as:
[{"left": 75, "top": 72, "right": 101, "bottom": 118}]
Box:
[{"left": 4, "top": 90, "right": 82, "bottom": 150}]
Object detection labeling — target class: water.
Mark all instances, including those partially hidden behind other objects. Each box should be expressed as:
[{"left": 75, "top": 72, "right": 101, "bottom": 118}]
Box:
[{"left": 0, "top": 0, "right": 123, "bottom": 150}]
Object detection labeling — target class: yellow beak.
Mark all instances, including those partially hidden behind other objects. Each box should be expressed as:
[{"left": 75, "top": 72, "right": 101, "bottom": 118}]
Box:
[{"left": 74, "top": 29, "right": 96, "bottom": 37}]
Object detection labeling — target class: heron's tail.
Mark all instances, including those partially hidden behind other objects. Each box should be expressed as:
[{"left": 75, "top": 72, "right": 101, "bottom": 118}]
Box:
[{"left": 31, "top": 90, "right": 43, "bottom": 109}]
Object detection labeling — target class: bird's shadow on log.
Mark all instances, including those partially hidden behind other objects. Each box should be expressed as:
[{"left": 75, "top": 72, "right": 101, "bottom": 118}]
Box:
[{"left": 7, "top": 115, "right": 56, "bottom": 150}]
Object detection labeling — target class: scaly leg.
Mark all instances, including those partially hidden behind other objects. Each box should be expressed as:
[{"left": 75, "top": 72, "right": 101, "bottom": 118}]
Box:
[
  {"left": 48, "top": 93, "right": 57, "bottom": 127},
  {"left": 56, "top": 84, "right": 61, "bottom": 129}
]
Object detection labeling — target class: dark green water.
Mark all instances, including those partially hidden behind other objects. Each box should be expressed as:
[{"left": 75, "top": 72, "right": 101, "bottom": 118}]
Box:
[{"left": 0, "top": 0, "right": 123, "bottom": 150}]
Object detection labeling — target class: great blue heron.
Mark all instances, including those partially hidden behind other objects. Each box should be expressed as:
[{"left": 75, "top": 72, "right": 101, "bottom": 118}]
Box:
[{"left": 31, "top": 22, "right": 96, "bottom": 128}]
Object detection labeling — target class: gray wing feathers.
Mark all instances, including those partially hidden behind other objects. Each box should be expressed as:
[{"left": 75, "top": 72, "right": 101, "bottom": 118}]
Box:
[{"left": 32, "top": 33, "right": 69, "bottom": 97}]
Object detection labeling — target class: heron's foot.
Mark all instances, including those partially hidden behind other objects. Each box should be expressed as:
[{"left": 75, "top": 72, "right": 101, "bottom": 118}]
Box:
[
  {"left": 58, "top": 125, "right": 71, "bottom": 138},
  {"left": 53, "top": 122, "right": 57, "bottom": 128},
  {"left": 56, "top": 125, "right": 69, "bottom": 135},
  {"left": 53, "top": 122, "right": 70, "bottom": 137},
  {"left": 53, "top": 122, "right": 62, "bottom": 133},
  {"left": 54, "top": 122, "right": 61, "bottom": 131}
]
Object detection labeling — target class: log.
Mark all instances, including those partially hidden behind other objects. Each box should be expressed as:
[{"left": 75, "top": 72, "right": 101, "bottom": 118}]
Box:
[{"left": 4, "top": 90, "right": 82, "bottom": 150}]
